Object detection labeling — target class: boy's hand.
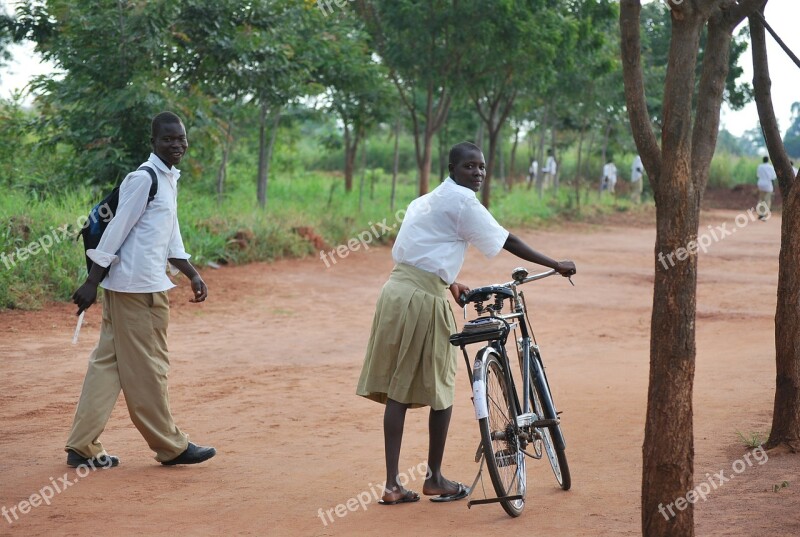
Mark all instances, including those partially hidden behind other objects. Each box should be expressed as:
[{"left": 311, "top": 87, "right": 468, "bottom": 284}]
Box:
[
  {"left": 555, "top": 261, "right": 576, "bottom": 277},
  {"left": 72, "top": 282, "right": 98, "bottom": 315},
  {"left": 449, "top": 282, "right": 470, "bottom": 307},
  {"left": 189, "top": 274, "right": 208, "bottom": 303}
]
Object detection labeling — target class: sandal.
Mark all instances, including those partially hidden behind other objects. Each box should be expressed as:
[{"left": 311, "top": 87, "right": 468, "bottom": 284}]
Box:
[{"left": 378, "top": 489, "right": 420, "bottom": 505}]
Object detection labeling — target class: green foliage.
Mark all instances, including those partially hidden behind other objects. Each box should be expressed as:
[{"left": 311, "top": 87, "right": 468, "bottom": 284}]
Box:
[
  {"left": 638, "top": 1, "right": 752, "bottom": 129},
  {"left": 782, "top": 102, "right": 800, "bottom": 158},
  {"left": 10, "top": 1, "right": 198, "bottom": 188}
]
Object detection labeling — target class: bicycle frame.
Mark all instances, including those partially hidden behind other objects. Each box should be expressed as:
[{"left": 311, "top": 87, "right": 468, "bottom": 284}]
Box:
[{"left": 457, "top": 269, "right": 561, "bottom": 427}]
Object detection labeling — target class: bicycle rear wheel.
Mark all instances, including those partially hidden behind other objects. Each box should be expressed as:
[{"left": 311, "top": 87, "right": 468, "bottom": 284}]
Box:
[
  {"left": 530, "top": 352, "right": 571, "bottom": 490},
  {"left": 475, "top": 351, "right": 526, "bottom": 517}
]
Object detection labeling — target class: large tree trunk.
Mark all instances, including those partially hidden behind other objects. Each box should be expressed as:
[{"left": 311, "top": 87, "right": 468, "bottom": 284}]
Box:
[
  {"left": 750, "top": 7, "right": 800, "bottom": 452},
  {"left": 620, "top": 1, "right": 759, "bottom": 534}
]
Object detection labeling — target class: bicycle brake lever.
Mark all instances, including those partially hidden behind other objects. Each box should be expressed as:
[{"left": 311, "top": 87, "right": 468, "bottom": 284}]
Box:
[{"left": 568, "top": 275, "right": 575, "bottom": 286}]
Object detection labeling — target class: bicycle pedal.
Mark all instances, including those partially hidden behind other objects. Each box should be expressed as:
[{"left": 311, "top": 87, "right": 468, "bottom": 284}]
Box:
[
  {"left": 495, "top": 448, "right": 517, "bottom": 467},
  {"left": 516, "top": 412, "right": 536, "bottom": 427}
]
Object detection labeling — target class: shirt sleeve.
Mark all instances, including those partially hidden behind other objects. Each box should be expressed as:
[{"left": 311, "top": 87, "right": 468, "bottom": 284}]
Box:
[
  {"left": 86, "top": 171, "right": 150, "bottom": 268},
  {"left": 456, "top": 198, "right": 509, "bottom": 258},
  {"left": 167, "top": 216, "right": 191, "bottom": 261}
]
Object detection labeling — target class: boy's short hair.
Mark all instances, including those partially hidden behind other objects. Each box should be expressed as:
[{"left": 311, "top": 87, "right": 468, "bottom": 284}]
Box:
[
  {"left": 762, "top": 156, "right": 770, "bottom": 163},
  {"left": 449, "top": 142, "right": 481, "bottom": 165},
  {"left": 152, "top": 111, "right": 183, "bottom": 138}
]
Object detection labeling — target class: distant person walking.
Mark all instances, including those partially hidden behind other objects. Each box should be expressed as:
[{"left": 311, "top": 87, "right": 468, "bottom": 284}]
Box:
[
  {"left": 630, "top": 155, "right": 644, "bottom": 204},
  {"left": 602, "top": 158, "right": 617, "bottom": 194},
  {"left": 527, "top": 159, "right": 538, "bottom": 188},
  {"left": 543, "top": 149, "right": 557, "bottom": 189},
  {"left": 756, "top": 156, "right": 776, "bottom": 220}
]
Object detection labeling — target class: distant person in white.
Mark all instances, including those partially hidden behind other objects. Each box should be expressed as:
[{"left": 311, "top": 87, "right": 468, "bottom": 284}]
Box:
[
  {"left": 528, "top": 159, "right": 538, "bottom": 186},
  {"left": 756, "top": 156, "right": 777, "bottom": 220},
  {"left": 602, "top": 158, "right": 617, "bottom": 194},
  {"left": 543, "top": 149, "right": 557, "bottom": 188},
  {"left": 630, "top": 155, "right": 644, "bottom": 204}
]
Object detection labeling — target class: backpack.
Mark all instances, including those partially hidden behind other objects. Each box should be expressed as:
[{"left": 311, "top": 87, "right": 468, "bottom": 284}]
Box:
[{"left": 78, "top": 165, "right": 158, "bottom": 276}]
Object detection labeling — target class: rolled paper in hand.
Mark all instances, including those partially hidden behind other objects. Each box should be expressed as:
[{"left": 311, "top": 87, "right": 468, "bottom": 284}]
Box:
[{"left": 72, "top": 311, "right": 85, "bottom": 345}]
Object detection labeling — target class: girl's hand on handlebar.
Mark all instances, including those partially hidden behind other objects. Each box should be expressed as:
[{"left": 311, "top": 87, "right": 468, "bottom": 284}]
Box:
[
  {"left": 555, "top": 261, "right": 576, "bottom": 277},
  {"left": 449, "top": 282, "right": 470, "bottom": 307}
]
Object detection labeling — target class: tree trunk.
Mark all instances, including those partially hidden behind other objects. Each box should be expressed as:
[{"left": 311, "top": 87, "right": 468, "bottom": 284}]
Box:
[
  {"left": 750, "top": 8, "right": 800, "bottom": 452},
  {"left": 344, "top": 123, "right": 359, "bottom": 193},
  {"left": 551, "top": 127, "right": 559, "bottom": 192},
  {"left": 391, "top": 118, "right": 400, "bottom": 211},
  {"left": 257, "top": 103, "right": 268, "bottom": 208},
  {"left": 419, "top": 131, "right": 433, "bottom": 197},
  {"left": 622, "top": 0, "right": 762, "bottom": 533},
  {"left": 359, "top": 132, "right": 367, "bottom": 211},
  {"left": 482, "top": 123, "right": 500, "bottom": 208},
  {"left": 509, "top": 124, "right": 520, "bottom": 188},
  {"left": 438, "top": 123, "right": 448, "bottom": 183},
  {"left": 217, "top": 117, "right": 233, "bottom": 206},
  {"left": 257, "top": 104, "right": 281, "bottom": 209},
  {"left": 535, "top": 110, "right": 548, "bottom": 198},
  {"left": 575, "top": 119, "right": 587, "bottom": 214}
]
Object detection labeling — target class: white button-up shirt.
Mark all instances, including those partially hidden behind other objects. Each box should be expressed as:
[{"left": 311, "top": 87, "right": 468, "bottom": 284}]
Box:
[
  {"left": 392, "top": 178, "right": 509, "bottom": 284},
  {"left": 87, "top": 153, "right": 191, "bottom": 293},
  {"left": 631, "top": 155, "right": 643, "bottom": 182},
  {"left": 756, "top": 162, "right": 776, "bottom": 192}
]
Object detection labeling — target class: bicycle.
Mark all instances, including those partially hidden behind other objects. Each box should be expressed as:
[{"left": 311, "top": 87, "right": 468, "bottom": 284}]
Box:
[{"left": 449, "top": 267, "right": 572, "bottom": 517}]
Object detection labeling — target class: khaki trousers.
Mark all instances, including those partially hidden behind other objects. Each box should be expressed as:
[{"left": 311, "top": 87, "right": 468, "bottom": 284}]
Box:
[
  {"left": 65, "top": 290, "right": 188, "bottom": 462},
  {"left": 631, "top": 179, "right": 643, "bottom": 204},
  {"left": 758, "top": 190, "right": 773, "bottom": 212}
]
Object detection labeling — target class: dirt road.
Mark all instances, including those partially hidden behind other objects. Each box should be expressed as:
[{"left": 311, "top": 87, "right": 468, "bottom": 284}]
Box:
[{"left": 1, "top": 209, "right": 797, "bottom": 536}]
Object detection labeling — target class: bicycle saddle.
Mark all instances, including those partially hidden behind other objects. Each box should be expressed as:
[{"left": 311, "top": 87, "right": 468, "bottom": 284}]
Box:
[{"left": 463, "top": 285, "right": 514, "bottom": 303}]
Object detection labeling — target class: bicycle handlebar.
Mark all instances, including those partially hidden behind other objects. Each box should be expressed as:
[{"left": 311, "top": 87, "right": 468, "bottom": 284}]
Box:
[{"left": 460, "top": 267, "right": 571, "bottom": 307}]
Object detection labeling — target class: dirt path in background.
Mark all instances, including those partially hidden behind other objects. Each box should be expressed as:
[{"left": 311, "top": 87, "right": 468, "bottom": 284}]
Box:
[{"left": 1, "top": 209, "right": 797, "bottom": 536}]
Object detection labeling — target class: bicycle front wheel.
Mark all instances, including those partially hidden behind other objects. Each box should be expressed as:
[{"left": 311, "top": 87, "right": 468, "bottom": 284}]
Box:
[
  {"left": 530, "top": 353, "right": 571, "bottom": 490},
  {"left": 475, "top": 351, "right": 526, "bottom": 517}
]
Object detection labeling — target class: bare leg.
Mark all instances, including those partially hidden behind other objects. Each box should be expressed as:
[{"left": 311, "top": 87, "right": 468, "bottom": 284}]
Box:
[
  {"left": 383, "top": 398, "right": 412, "bottom": 500},
  {"left": 423, "top": 405, "right": 460, "bottom": 495}
]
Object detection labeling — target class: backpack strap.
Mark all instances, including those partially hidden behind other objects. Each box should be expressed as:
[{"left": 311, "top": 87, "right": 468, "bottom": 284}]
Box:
[{"left": 136, "top": 165, "right": 159, "bottom": 204}]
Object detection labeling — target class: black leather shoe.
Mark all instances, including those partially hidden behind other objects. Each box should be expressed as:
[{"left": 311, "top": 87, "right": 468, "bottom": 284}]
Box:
[
  {"left": 66, "top": 449, "right": 120, "bottom": 468},
  {"left": 161, "top": 442, "right": 216, "bottom": 466}
]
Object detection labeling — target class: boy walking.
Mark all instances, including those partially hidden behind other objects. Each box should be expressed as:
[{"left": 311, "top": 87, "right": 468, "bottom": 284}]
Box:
[
  {"left": 357, "top": 142, "right": 575, "bottom": 505},
  {"left": 67, "top": 111, "right": 216, "bottom": 467}
]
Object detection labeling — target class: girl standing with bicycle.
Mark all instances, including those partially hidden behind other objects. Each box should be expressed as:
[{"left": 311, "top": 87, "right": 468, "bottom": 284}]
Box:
[{"left": 356, "top": 141, "right": 575, "bottom": 506}]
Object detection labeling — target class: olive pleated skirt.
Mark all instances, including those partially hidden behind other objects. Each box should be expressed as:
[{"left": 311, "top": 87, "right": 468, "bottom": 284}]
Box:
[{"left": 356, "top": 263, "right": 458, "bottom": 410}]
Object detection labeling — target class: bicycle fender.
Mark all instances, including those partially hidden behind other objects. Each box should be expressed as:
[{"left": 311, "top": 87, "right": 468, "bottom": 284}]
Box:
[{"left": 471, "top": 347, "right": 500, "bottom": 421}]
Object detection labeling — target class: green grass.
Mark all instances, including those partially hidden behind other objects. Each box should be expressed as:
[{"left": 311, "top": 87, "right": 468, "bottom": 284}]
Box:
[{"left": 736, "top": 430, "right": 767, "bottom": 449}]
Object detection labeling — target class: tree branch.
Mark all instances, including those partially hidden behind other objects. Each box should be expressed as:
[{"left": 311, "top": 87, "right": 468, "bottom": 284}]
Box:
[
  {"left": 619, "top": 0, "right": 662, "bottom": 182},
  {"left": 690, "top": 13, "right": 734, "bottom": 191}
]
